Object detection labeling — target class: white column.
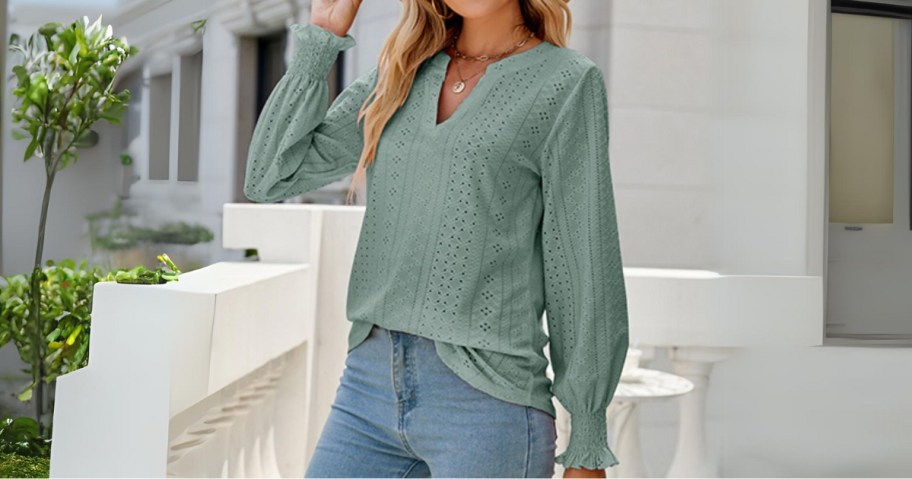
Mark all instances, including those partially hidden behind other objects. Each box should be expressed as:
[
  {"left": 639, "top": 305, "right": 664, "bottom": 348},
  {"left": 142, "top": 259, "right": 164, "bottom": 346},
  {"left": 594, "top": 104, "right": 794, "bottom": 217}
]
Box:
[{"left": 665, "top": 346, "right": 739, "bottom": 478}]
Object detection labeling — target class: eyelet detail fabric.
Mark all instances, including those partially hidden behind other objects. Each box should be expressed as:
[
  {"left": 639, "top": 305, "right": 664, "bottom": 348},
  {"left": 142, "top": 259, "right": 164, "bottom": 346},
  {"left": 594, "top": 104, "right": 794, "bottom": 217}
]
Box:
[{"left": 244, "top": 26, "right": 628, "bottom": 470}]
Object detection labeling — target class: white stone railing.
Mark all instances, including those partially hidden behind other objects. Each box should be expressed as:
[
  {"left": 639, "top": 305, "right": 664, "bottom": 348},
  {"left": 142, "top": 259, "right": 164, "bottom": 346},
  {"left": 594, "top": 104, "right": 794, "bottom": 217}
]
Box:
[
  {"left": 50, "top": 203, "right": 365, "bottom": 478},
  {"left": 48, "top": 202, "right": 827, "bottom": 478}
]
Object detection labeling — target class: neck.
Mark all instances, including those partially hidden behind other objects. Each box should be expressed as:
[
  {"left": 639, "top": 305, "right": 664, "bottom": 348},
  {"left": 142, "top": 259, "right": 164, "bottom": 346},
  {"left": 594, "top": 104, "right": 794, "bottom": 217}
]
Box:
[{"left": 455, "top": 4, "right": 531, "bottom": 56}]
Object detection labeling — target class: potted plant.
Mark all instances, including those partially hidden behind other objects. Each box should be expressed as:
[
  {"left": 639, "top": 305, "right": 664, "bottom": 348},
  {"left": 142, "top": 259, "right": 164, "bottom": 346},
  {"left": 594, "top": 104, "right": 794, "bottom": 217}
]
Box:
[{"left": 7, "top": 14, "right": 138, "bottom": 438}]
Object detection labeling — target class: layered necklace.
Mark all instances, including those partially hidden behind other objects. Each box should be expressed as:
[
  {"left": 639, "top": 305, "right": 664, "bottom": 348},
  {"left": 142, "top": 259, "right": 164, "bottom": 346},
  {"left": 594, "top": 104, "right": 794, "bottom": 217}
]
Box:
[{"left": 446, "top": 27, "right": 537, "bottom": 94}]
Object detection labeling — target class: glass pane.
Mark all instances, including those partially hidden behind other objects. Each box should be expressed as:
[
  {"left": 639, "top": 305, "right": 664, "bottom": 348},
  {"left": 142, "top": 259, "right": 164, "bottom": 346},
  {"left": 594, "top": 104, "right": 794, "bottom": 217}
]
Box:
[
  {"left": 148, "top": 73, "right": 173, "bottom": 181},
  {"left": 829, "top": 13, "right": 895, "bottom": 224}
]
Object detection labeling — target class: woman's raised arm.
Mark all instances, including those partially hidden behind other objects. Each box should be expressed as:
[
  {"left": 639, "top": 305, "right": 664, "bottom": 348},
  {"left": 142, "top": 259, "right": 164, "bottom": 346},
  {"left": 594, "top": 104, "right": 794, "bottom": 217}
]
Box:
[{"left": 244, "top": 21, "right": 377, "bottom": 203}]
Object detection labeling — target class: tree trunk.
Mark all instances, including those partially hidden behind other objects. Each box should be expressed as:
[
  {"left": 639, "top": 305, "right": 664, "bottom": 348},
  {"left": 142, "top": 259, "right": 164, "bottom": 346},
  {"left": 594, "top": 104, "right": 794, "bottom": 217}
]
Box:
[{"left": 29, "top": 144, "right": 57, "bottom": 437}]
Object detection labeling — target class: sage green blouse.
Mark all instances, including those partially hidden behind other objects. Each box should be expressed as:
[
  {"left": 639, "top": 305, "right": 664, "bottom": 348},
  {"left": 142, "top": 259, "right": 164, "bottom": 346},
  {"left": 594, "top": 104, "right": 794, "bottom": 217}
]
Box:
[{"left": 244, "top": 22, "right": 629, "bottom": 470}]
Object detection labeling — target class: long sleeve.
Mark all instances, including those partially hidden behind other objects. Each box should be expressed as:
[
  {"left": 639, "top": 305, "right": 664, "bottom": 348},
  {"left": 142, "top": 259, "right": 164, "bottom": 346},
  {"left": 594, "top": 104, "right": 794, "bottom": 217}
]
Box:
[
  {"left": 540, "top": 64, "right": 630, "bottom": 470},
  {"left": 244, "top": 22, "right": 378, "bottom": 203}
]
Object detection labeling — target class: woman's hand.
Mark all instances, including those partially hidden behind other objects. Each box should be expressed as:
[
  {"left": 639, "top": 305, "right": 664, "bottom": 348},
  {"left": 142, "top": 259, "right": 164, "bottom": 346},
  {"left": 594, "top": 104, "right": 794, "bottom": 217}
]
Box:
[
  {"left": 310, "top": 0, "right": 363, "bottom": 38},
  {"left": 563, "top": 466, "right": 607, "bottom": 478}
]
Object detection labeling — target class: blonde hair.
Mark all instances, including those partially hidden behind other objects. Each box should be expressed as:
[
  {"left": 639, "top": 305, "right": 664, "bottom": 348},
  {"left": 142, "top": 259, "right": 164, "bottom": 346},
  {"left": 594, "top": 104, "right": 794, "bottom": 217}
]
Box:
[{"left": 344, "top": 0, "right": 573, "bottom": 204}]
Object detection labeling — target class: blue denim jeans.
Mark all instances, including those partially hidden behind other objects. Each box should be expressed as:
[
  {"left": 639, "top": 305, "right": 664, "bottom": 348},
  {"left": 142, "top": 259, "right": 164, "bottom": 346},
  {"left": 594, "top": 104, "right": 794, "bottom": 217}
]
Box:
[{"left": 305, "top": 324, "right": 557, "bottom": 478}]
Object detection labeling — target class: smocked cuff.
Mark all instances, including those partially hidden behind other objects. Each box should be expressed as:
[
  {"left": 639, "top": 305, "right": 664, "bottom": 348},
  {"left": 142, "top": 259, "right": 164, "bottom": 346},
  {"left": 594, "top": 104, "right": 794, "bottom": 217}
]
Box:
[
  {"left": 288, "top": 22, "right": 356, "bottom": 76},
  {"left": 555, "top": 410, "right": 619, "bottom": 470}
]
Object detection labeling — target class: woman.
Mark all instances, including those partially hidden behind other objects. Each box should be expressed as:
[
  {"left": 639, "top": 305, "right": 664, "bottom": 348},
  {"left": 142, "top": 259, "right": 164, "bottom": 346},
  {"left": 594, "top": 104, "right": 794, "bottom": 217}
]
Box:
[{"left": 244, "top": 0, "right": 629, "bottom": 477}]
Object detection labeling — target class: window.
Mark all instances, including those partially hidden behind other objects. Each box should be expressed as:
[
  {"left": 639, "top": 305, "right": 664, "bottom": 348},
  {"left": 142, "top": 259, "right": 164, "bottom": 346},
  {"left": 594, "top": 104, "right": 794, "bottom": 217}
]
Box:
[
  {"left": 177, "top": 50, "right": 203, "bottom": 182},
  {"left": 827, "top": 0, "right": 912, "bottom": 340},
  {"left": 148, "top": 72, "right": 172, "bottom": 181},
  {"left": 115, "top": 69, "right": 143, "bottom": 154},
  {"left": 255, "top": 30, "right": 288, "bottom": 120}
]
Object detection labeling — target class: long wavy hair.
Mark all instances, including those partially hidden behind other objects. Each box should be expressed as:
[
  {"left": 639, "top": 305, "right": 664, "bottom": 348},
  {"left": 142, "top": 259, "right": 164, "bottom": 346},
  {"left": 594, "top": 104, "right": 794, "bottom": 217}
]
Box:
[{"left": 344, "top": 0, "right": 573, "bottom": 204}]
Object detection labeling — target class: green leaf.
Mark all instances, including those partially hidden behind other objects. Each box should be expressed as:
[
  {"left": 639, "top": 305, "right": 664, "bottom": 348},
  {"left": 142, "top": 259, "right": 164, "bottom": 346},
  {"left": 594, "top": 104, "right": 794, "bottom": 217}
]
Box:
[
  {"left": 57, "top": 151, "right": 70, "bottom": 170},
  {"left": 26, "top": 77, "right": 47, "bottom": 104},
  {"left": 190, "top": 19, "right": 207, "bottom": 34},
  {"left": 65, "top": 324, "right": 82, "bottom": 346},
  {"left": 11, "top": 128, "right": 29, "bottom": 140},
  {"left": 38, "top": 22, "right": 60, "bottom": 36},
  {"left": 23, "top": 138, "right": 39, "bottom": 162},
  {"left": 68, "top": 41, "right": 79, "bottom": 65},
  {"left": 99, "top": 101, "right": 126, "bottom": 124},
  {"left": 16, "top": 386, "right": 31, "bottom": 402},
  {"left": 74, "top": 24, "right": 88, "bottom": 56},
  {"left": 45, "top": 328, "right": 61, "bottom": 342},
  {"left": 72, "top": 129, "right": 98, "bottom": 148},
  {"left": 11, "top": 65, "right": 29, "bottom": 87}
]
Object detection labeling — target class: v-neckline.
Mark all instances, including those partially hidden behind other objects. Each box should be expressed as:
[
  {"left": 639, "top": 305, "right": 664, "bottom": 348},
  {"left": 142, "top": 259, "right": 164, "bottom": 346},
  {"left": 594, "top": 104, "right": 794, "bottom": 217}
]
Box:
[{"left": 426, "top": 39, "right": 553, "bottom": 133}]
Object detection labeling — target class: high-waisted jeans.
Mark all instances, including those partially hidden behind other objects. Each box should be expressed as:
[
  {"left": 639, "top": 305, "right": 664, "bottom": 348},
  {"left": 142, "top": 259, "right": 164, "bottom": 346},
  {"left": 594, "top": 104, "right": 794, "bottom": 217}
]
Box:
[{"left": 304, "top": 324, "right": 557, "bottom": 478}]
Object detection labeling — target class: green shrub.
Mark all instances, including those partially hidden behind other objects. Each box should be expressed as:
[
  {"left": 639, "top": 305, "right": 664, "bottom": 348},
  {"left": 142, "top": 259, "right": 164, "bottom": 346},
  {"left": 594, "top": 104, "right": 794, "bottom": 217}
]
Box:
[
  {"left": 0, "top": 452, "right": 50, "bottom": 478},
  {"left": 0, "top": 259, "right": 101, "bottom": 402},
  {"left": 0, "top": 417, "right": 50, "bottom": 458}
]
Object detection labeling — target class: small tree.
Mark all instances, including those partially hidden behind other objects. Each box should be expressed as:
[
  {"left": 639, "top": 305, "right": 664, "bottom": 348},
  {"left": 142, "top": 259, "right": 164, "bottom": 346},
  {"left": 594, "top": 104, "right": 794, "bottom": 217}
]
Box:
[{"left": 7, "top": 14, "right": 137, "bottom": 436}]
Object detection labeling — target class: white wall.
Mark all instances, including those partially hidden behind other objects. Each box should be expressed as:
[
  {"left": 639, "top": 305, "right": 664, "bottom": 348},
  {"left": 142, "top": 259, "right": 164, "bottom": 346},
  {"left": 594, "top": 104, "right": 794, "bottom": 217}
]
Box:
[
  {"left": 575, "top": 0, "right": 815, "bottom": 275},
  {"left": 579, "top": 0, "right": 910, "bottom": 475}
]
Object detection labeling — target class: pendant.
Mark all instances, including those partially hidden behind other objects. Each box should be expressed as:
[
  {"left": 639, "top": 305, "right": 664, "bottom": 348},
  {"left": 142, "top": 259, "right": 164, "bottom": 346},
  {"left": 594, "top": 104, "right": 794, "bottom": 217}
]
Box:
[{"left": 452, "top": 80, "right": 466, "bottom": 94}]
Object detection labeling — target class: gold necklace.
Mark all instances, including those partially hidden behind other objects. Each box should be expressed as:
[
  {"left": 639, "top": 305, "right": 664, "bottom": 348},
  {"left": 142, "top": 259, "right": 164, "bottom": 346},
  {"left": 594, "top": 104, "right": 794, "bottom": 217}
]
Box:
[{"left": 446, "top": 28, "right": 536, "bottom": 94}]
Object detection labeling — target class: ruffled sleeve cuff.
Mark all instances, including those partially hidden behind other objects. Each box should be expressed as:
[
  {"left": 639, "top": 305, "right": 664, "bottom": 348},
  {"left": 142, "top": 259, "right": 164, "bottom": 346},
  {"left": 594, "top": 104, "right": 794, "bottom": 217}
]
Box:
[
  {"left": 555, "top": 409, "right": 620, "bottom": 470},
  {"left": 288, "top": 22, "right": 357, "bottom": 77}
]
